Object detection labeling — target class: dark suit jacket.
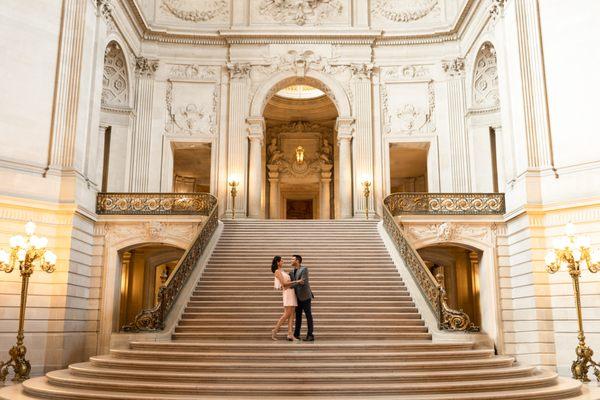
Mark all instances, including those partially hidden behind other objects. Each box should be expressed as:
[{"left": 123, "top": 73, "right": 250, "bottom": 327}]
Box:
[{"left": 290, "top": 266, "right": 314, "bottom": 302}]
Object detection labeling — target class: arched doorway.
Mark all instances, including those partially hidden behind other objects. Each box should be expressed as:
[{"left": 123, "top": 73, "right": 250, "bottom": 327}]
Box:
[
  {"left": 263, "top": 82, "right": 338, "bottom": 219},
  {"left": 418, "top": 244, "right": 483, "bottom": 328}
]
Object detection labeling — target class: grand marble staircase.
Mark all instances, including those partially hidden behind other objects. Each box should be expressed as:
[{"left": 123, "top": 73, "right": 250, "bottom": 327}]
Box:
[{"left": 1, "top": 220, "right": 584, "bottom": 399}]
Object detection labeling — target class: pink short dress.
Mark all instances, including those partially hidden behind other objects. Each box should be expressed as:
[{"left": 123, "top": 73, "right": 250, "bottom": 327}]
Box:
[{"left": 275, "top": 270, "right": 298, "bottom": 307}]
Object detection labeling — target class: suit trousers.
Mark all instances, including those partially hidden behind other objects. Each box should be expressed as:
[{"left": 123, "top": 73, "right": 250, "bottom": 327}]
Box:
[{"left": 294, "top": 298, "right": 313, "bottom": 338}]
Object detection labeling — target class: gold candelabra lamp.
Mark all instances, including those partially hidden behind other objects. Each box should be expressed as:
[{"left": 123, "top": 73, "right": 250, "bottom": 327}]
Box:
[
  {"left": 362, "top": 178, "right": 371, "bottom": 220},
  {"left": 545, "top": 222, "right": 600, "bottom": 382},
  {"left": 0, "top": 222, "right": 56, "bottom": 382},
  {"left": 228, "top": 178, "right": 239, "bottom": 219}
]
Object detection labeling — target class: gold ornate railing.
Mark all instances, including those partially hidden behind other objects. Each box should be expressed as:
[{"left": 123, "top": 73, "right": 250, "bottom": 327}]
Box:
[
  {"left": 96, "top": 192, "right": 215, "bottom": 215},
  {"left": 385, "top": 192, "right": 505, "bottom": 215},
  {"left": 383, "top": 194, "right": 479, "bottom": 332},
  {"left": 96, "top": 192, "right": 219, "bottom": 332}
]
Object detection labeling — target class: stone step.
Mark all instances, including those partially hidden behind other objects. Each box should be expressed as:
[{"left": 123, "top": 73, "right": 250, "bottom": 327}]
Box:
[
  {"left": 174, "top": 325, "right": 429, "bottom": 333},
  {"left": 185, "top": 300, "right": 415, "bottom": 306},
  {"left": 188, "top": 294, "right": 414, "bottom": 301},
  {"left": 68, "top": 362, "right": 535, "bottom": 384},
  {"left": 180, "top": 312, "right": 422, "bottom": 320},
  {"left": 171, "top": 332, "right": 433, "bottom": 341},
  {"left": 40, "top": 369, "right": 565, "bottom": 396},
  {"left": 183, "top": 306, "right": 420, "bottom": 313},
  {"left": 177, "top": 319, "right": 425, "bottom": 326}
]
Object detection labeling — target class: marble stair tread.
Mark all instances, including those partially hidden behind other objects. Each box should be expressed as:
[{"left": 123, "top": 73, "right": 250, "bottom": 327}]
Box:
[
  {"left": 68, "top": 362, "right": 536, "bottom": 382},
  {"left": 39, "top": 368, "right": 567, "bottom": 395}
]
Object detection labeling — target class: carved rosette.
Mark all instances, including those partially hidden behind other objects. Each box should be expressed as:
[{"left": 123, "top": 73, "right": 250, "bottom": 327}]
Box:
[
  {"left": 259, "top": 0, "right": 344, "bottom": 26},
  {"left": 373, "top": 0, "right": 438, "bottom": 23},
  {"left": 161, "top": 0, "right": 228, "bottom": 22},
  {"left": 135, "top": 57, "right": 159, "bottom": 77}
]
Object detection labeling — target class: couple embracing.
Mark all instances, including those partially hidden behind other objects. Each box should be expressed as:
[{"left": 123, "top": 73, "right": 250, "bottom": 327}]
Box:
[{"left": 271, "top": 255, "right": 315, "bottom": 342}]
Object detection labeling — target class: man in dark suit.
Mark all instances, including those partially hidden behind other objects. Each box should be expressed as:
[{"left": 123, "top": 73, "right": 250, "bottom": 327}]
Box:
[{"left": 290, "top": 254, "right": 314, "bottom": 341}]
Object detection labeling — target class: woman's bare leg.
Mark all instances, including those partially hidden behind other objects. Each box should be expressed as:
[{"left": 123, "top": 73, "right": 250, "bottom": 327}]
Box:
[
  {"left": 272, "top": 307, "right": 293, "bottom": 339},
  {"left": 287, "top": 307, "right": 295, "bottom": 338}
]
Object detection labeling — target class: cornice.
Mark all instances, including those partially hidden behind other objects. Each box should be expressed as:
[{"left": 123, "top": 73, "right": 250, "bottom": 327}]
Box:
[{"left": 122, "top": 0, "right": 480, "bottom": 47}]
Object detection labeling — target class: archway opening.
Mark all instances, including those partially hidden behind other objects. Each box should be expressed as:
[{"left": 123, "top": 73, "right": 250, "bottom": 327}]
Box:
[
  {"left": 418, "top": 244, "right": 483, "bottom": 327},
  {"left": 115, "top": 243, "right": 184, "bottom": 331},
  {"left": 263, "top": 80, "right": 338, "bottom": 219}
]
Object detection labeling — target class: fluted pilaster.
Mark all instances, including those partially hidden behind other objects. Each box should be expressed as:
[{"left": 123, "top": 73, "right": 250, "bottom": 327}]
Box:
[
  {"left": 351, "top": 64, "right": 375, "bottom": 217},
  {"left": 226, "top": 63, "right": 251, "bottom": 218},
  {"left": 48, "top": 0, "right": 87, "bottom": 170},
  {"left": 443, "top": 58, "right": 471, "bottom": 192},
  {"left": 129, "top": 57, "right": 158, "bottom": 191}
]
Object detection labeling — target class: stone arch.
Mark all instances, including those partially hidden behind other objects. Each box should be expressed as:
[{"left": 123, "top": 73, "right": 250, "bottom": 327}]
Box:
[
  {"left": 471, "top": 41, "right": 500, "bottom": 109},
  {"left": 102, "top": 40, "right": 130, "bottom": 108},
  {"left": 250, "top": 70, "right": 352, "bottom": 119}
]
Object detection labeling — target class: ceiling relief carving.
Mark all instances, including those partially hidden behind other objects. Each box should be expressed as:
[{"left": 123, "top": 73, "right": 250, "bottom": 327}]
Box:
[
  {"left": 161, "top": 0, "right": 228, "bottom": 22},
  {"left": 373, "top": 0, "right": 439, "bottom": 23},
  {"left": 165, "top": 65, "right": 219, "bottom": 136},
  {"left": 472, "top": 43, "right": 499, "bottom": 108},
  {"left": 102, "top": 42, "right": 129, "bottom": 107},
  {"left": 259, "top": 0, "right": 344, "bottom": 26},
  {"left": 382, "top": 79, "right": 435, "bottom": 135}
]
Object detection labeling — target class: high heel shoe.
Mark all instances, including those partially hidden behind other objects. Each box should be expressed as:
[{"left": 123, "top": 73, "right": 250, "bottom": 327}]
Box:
[
  {"left": 286, "top": 335, "right": 294, "bottom": 341},
  {"left": 271, "top": 329, "right": 278, "bottom": 341}
]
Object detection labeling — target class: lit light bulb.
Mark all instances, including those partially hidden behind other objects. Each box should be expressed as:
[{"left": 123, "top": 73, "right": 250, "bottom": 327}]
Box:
[
  {"left": 0, "top": 250, "right": 9, "bottom": 265},
  {"left": 9, "top": 235, "right": 25, "bottom": 249},
  {"left": 580, "top": 259, "right": 588, "bottom": 270},
  {"left": 38, "top": 237, "right": 48, "bottom": 248},
  {"left": 43, "top": 251, "right": 57, "bottom": 266},
  {"left": 544, "top": 251, "right": 557, "bottom": 266},
  {"left": 579, "top": 237, "right": 591, "bottom": 249},
  {"left": 25, "top": 221, "right": 36, "bottom": 236},
  {"left": 573, "top": 249, "right": 582, "bottom": 262},
  {"left": 17, "top": 249, "right": 26, "bottom": 262},
  {"left": 30, "top": 235, "right": 40, "bottom": 249}
]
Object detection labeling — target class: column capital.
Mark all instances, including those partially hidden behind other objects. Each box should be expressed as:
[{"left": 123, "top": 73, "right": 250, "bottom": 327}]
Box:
[
  {"left": 95, "top": 0, "right": 112, "bottom": 20},
  {"left": 489, "top": 0, "right": 507, "bottom": 20},
  {"left": 227, "top": 62, "right": 251, "bottom": 79},
  {"left": 351, "top": 63, "right": 375, "bottom": 80},
  {"left": 442, "top": 58, "right": 465, "bottom": 77},
  {"left": 135, "top": 56, "right": 159, "bottom": 77},
  {"left": 335, "top": 117, "right": 355, "bottom": 137}
]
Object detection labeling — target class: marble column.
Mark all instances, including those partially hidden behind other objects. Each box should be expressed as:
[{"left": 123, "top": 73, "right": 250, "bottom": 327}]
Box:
[
  {"left": 129, "top": 57, "right": 158, "bottom": 191},
  {"left": 443, "top": 58, "right": 471, "bottom": 192},
  {"left": 320, "top": 176, "right": 331, "bottom": 220},
  {"left": 247, "top": 117, "right": 265, "bottom": 219},
  {"left": 336, "top": 118, "right": 354, "bottom": 219},
  {"left": 225, "top": 63, "right": 251, "bottom": 218},
  {"left": 268, "top": 170, "right": 280, "bottom": 219},
  {"left": 351, "top": 64, "right": 375, "bottom": 218}
]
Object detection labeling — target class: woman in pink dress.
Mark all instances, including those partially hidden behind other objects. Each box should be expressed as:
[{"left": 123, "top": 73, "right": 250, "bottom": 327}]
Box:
[{"left": 271, "top": 256, "right": 303, "bottom": 341}]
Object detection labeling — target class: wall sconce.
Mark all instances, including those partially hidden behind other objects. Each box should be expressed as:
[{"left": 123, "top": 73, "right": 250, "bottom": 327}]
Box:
[
  {"left": 545, "top": 222, "right": 600, "bottom": 382},
  {"left": 361, "top": 177, "right": 371, "bottom": 220},
  {"left": 295, "top": 146, "right": 305, "bottom": 164},
  {"left": 228, "top": 178, "right": 239, "bottom": 219},
  {"left": 0, "top": 221, "right": 56, "bottom": 382}
]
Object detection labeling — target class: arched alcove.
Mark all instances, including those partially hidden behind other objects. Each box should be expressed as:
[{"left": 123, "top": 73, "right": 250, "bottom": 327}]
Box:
[
  {"left": 102, "top": 41, "right": 129, "bottom": 108},
  {"left": 472, "top": 42, "right": 499, "bottom": 109}
]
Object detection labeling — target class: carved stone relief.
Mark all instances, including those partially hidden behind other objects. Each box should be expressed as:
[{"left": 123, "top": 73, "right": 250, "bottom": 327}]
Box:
[
  {"left": 405, "top": 222, "right": 493, "bottom": 244},
  {"left": 259, "top": 0, "right": 344, "bottom": 25},
  {"left": 472, "top": 43, "right": 499, "bottom": 108},
  {"left": 165, "top": 67, "right": 219, "bottom": 135},
  {"left": 103, "top": 221, "right": 199, "bottom": 246},
  {"left": 161, "top": 0, "right": 228, "bottom": 22},
  {"left": 373, "top": 0, "right": 439, "bottom": 23},
  {"left": 382, "top": 80, "right": 436, "bottom": 135},
  {"left": 102, "top": 42, "right": 129, "bottom": 107},
  {"left": 442, "top": 58, "right": 465, "bottom": 77}
]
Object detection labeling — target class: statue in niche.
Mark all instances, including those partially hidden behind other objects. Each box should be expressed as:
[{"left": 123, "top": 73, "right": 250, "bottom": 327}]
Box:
[
  {"left": 268, "top": 138, "right": 284, "bottom": 165},
  {"left": 319, "top": 138, "right": 332, "bottom": 164}
]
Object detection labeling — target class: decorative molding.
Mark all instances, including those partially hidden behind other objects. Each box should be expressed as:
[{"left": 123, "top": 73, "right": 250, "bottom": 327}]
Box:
[
  {"left": 373, "top": 0, "right": 439, "bottom": 23},
  {"left": 96, "top": 0, "right": 113, "bottom": 20},
  {"left": 259, "top": 0, "right": 343, "bottom": 26},
  {"left": 405, "top": 222, "right": 493, "bottom": 244},
  {"left": 96, "top": 192, "right": 216, "bottom": 215},
  {"left": 102, "top": 42, "right": 129, "bottom": 107},
  {"left": 489, "top": 0, "right": 506, "bottom": 20},
  {"left": 350, "top": 63, "right": 375, "bottom": 80},
  {"left": 382, "top": 80, "right": 436, "bottom": 135},
  {"left": 442, "top": 57, "right": 465, "bottom": 77},
  {"left": 472, "top": 42, "right": 499, "bottom": 108},
  {"left": 135, "top": 56, "right": 159, "bottom": 77},
  {"left": 226, "top": 62, "right": 251, "bottom": 79},
  {"left": 384, "top": 65, "right": 430, "bottom": 81},
  {"left": 385, "top": 192, "right": 506, "bottom": 215},
  {"left": 161, "top": 0, "right": 228, "bottom": 22},
  {"left": 168, "top": 64, "right": 219, "bottom": 81},
  {"left": 269, "top": 120, "right": 331, "bottom": 136},
  {"left": 165, "top": 80, "right": 217, "bottom": 136}
]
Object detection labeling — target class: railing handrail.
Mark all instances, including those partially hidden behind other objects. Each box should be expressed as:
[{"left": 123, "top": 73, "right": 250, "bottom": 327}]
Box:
[
  {"left": 385, "top": 192, "right": 505, "bottom": 215},
  {"left": 383, "top": 193, "right": 480, "bottom": 332},
  {"left": 96, "top": 192, "right": 219, "bottom": 332}
]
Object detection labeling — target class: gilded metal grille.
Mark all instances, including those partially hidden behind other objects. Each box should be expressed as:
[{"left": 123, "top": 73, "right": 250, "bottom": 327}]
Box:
[
  {"left": 96, "top": 192, "right": 216, "bottom": 215},
  {"left": 385, "top": 192, "right": 505, "bottom": 215}
]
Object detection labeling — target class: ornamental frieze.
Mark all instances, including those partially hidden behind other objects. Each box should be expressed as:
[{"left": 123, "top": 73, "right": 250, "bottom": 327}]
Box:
[
  {"left": 161, "top": 0, "right": 228, "bottom": 22},
  {"left": 259, "top": 0, "right": 344, "bottom": 26},
  {"left": 373, "top": 0, "right": 439, "bottom": 23}
]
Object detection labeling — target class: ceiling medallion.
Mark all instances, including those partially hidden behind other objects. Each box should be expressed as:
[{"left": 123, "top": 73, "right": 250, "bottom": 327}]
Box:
[
  {"left": 374, "top": 0, "right": 438, "bottom": 23},
  {"left": 259, "top": 0, "right": 343, "bottom": 26},
  {"left": 161, "top": 0, "right": 228, "bottom": 22}
]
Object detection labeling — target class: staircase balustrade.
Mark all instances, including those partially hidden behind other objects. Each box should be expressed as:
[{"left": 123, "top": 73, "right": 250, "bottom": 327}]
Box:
[
  {"left": 96, "top": 192, "right": 219, "bottom": 331},
  {"left": 385, "top": 192, "right": 505, "bottom": 215},
  {"left": 383, "top": 193, "right": 485, "bottom": 332}
]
